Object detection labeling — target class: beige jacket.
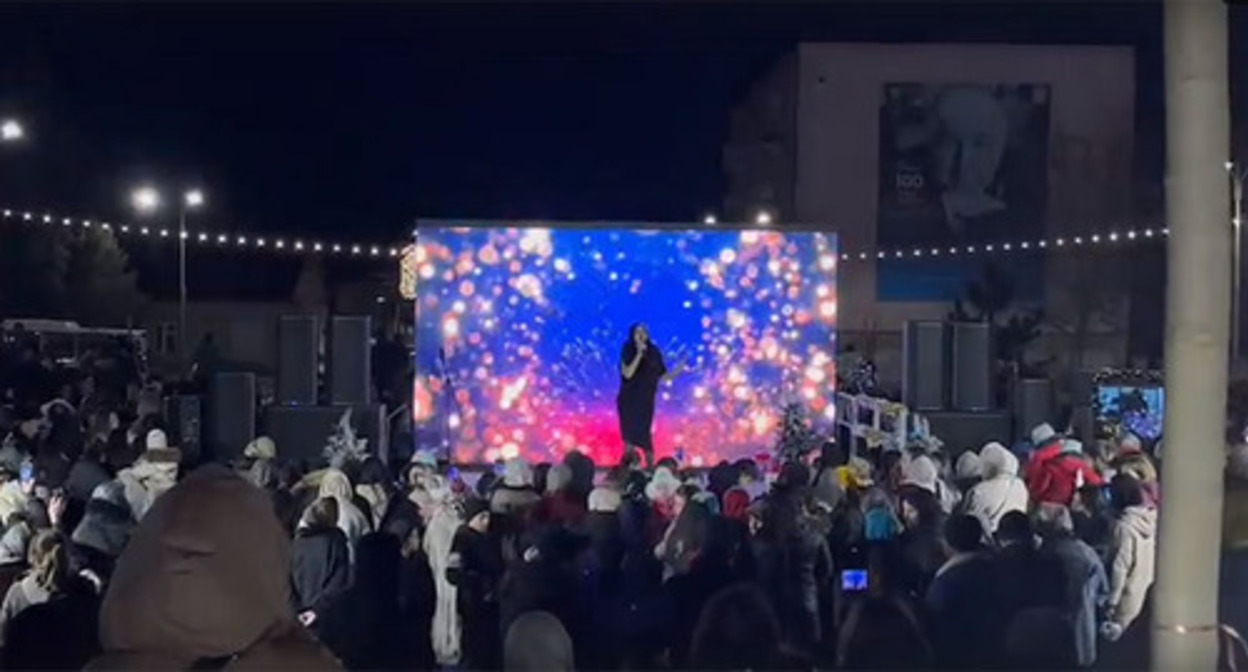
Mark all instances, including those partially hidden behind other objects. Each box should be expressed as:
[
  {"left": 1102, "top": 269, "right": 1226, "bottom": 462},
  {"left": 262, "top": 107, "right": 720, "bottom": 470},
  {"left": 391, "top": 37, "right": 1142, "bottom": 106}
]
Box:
[{"left": 1108, "top": 505, "right": 1157, "bottom": 629}]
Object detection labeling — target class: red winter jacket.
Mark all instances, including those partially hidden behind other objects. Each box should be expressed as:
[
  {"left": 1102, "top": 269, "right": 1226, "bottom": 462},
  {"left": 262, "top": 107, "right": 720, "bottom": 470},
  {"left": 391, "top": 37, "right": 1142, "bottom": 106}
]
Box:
[{"left": 1027, "top": 443, "right": 1105, "bottom": 506}]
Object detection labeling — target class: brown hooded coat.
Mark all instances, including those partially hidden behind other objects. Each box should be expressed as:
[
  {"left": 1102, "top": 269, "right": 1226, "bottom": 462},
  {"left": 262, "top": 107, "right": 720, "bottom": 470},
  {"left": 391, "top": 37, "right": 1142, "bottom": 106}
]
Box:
[{"left": 88, "top": 465, "right": 339, "bottom": 670}]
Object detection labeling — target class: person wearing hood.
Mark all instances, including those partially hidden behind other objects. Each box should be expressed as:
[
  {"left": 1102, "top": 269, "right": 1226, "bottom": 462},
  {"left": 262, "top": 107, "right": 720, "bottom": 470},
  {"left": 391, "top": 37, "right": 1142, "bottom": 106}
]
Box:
[
  {"left": 960, "top": 441, "right": 1029, "bottom": 536},
  {"left": 448, "top": 496, "right": 504, "bottom": 671},
  {"left": 491, "top": 458, "right": 542, "bottom": 516},
  {"left": 243, "top": 435, "right": 277, "bottom": 463},
  {"left": 1034, "top": 503, "right": 1108, "bottom": 668},
  {"left": 1027, "top": 437, "right": 1104, "bottom": 507},
  {"left": 751, "top": 490, "right": 833, "bottom": 656},
  {"left": 899, "top": 454, "right": 959, "bottom": 514},
  {"left": 290, "top": 498, "right": 350, "bottom": 625},
  {"left": 311, "top": 468, "right": 371, "bottom": 563},
  {"left": 954, "top": 449, "right": 983, "bottom": 492},
  {"left": 504, "top": 611, "right": 574, "bottom": 672},
  {"left": 88, "top": 465, "right": 338, "bottom": 669},
  {"left": 421, "top": 477, "right": 465, "bottom": 667},
  {"left": 115, "top": 429, "right": 180, "bottom": 521},
  {"left": 1110, "top": 434, "right": 1160, "bottom": 508},
  {"left": 71, "top": 481, "right": 135, "bottom": 581},
  {"left": 315, "top": 533, "right": 408, "bottom": 669},
  {"left": 64, "top": 438, "right": 112, "bottom": 506},
  {"left": 1104, "top": 473, "right": 1156, "bottom": 636}
]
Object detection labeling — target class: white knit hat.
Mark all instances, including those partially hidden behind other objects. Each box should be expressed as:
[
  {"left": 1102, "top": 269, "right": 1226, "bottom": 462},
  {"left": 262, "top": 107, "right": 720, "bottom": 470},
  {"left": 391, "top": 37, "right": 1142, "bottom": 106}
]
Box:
[{"left": 1030, "top": 423, "right": 1057, "bottom": 445}]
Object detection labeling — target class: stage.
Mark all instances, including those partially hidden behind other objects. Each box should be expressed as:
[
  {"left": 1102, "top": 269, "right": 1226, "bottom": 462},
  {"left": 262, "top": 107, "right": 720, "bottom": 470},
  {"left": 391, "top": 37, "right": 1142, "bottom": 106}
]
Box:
[{"left": 408, "top": 222, "right": 839, "bottom": 466}]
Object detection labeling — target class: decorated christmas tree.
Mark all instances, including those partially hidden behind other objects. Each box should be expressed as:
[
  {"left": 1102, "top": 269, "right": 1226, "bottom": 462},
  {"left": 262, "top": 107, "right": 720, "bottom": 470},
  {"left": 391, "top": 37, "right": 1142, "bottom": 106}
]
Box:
[
  {"left": 323, "top": 408, "right": 370, "bottom": 468},
  {"left": 775, "top": 401, "right": 819, "bottom": 464}
]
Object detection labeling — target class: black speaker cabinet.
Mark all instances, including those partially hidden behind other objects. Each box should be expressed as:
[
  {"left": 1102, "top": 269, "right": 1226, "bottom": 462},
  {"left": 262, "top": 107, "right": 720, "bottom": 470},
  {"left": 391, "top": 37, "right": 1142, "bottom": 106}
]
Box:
[
  {"left": 207, "top": 373, "right": 256, "bottom": 463},
  {"left": 277, "top": 315, "right": 319, "bottom": 405},
  {"left": 1013, "top": 378, "right": 1054, "bottom": 442},
  {"left": 951, "top": 322, "right": 993, "bottom": 411},
  {"left": 330, "top": 316, "right": 372, "bottom": 406},
  {"left": 903, "top": 321, "right": 949, "bottom": 411},
  {"left": 923, "top": 411, "right": 1013, "bottom": 461},
  {"left": 163, "top": 395, "right": 202, "bottom": 464}
]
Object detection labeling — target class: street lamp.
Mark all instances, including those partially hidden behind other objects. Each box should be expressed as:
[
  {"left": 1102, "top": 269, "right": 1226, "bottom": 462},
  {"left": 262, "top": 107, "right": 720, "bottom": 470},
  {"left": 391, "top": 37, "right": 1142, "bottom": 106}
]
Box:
[
  {"left": 0, "top": 119, "right": 23, "bottom": 142},
  {"left": 131, "top": 185, "right": 204, "bottom": 366},
  {"left": 178, "top": 190, "right": 204, "bottom": 364},
  {"left": 1229, "top": 161, "right": 1246, "bottom": 362},
  {"left": 131, "top": 186, "right": 161, "bottom": 213}
]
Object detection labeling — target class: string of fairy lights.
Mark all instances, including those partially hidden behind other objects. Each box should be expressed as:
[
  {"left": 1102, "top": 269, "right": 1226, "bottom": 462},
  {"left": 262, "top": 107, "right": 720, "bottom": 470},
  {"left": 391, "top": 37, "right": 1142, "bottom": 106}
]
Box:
[{"left": 0, "top": 205, "right": 1169, "bottom": 264}]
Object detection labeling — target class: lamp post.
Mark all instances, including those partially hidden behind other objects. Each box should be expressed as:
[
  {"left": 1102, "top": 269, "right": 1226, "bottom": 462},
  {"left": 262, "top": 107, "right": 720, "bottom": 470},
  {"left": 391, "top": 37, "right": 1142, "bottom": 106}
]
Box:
[
  {"left": 179, "top": 190, "right": 204, "bottom": 363},
  {"left": 1228, "top": 160, "right": 1245, "bottom": 362},
  {"left": 131, "top": 186, "right": 204, "bottom": 366}
]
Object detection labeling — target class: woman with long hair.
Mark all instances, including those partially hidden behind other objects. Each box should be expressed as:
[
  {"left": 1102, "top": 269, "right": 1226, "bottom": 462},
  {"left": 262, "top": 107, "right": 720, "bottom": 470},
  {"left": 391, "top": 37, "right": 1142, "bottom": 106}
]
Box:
[{"left": 617, "top": 323, "right": 686, "bottom": 467}]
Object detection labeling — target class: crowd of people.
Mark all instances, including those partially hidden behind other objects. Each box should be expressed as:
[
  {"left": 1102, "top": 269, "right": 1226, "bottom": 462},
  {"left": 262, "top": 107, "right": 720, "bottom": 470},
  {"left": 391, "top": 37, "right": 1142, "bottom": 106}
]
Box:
[{"left": 0, "top": 327, "right": 1189, "bottom": 670}]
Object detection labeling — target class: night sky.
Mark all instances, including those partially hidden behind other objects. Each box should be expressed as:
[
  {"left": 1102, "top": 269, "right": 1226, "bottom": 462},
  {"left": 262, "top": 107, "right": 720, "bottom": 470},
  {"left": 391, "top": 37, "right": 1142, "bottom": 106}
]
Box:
[{"left": 0, "top": 3, "right": 1187, "bottom": 243}]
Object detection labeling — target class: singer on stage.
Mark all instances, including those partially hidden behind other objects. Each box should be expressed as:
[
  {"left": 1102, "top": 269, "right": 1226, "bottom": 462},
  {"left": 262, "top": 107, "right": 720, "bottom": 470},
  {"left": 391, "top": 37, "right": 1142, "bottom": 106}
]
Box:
[{"left": 617, "top": 322, "right": 685, "bottom": 466}]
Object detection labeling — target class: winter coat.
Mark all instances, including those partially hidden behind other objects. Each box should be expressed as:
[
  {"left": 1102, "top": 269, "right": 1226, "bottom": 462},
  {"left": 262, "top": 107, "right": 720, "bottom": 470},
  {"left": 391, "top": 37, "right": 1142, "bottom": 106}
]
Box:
[
  {"left": 115, "top": 453, "right": 180, "bottom": 521},
  {"left": 422, "top": 503, "right": 463, "bottom": 666},
  {"left": 1027, "top": 443, "right": 1104, "bottom": 507},
  {"left": 397, "top": 548, "right": 438, "bottom": 671},
  {"left": 354, "top": 483, "right": 389, "bottom": 531},
  {"left": 1043, "top": 534, "right": 1109, "bottom": 667},
  {"left": 491, "top": 484, "right": 541, "bottom": 516},
  {"left": 313, "top": 469, "right": 371, "bottom": 563},
  {"left": 753, "top": 527, "right": 833, "bottom": 652},
  {"left": 71, "top": 484, "right": 135, "bottom": 561},
  {"left": 315, "top": 534, "right": 408, "bottom": 670},
  {"left": 64, "top": 458, "right": 111, "bottom": 504},
  {"left": 0, "top": 573, "right": 51, "bottom": 646},
  {"left": 1107, "top": 505, "right": 1157, "bottom": 629},
  {"left": 448, "top": 525, "right": 504, "bottom": 670},
  {"left": 961, "top": 443, "right": 1029, "bottom": 535},
  {"left": 87, "top": 465, "right": 339, "bottom": 670},
  {"left": 925, "top": 551, "right": 1002, "bottom": 668},
  {"left": 1, "top": 580, "right": 100, "bottom": 670},
  {"left": 1113, "top": 450, "right": 1161, "bottom": 508},
  {"left": 289, "top": 526, "right": 350, "bottom": 615}
]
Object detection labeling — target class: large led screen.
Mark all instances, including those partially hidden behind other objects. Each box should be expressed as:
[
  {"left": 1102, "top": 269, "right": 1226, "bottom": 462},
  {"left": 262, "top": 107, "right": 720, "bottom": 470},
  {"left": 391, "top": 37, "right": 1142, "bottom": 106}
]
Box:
[{"left": 412, "top": 223, "right": 838, "bottom": 466}]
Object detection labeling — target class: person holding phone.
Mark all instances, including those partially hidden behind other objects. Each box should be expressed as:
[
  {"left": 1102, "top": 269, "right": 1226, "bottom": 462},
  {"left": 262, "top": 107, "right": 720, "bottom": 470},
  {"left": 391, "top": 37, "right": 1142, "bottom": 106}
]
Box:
[{"left": 617, "top": 323, "right": 687, "bottom": 467}]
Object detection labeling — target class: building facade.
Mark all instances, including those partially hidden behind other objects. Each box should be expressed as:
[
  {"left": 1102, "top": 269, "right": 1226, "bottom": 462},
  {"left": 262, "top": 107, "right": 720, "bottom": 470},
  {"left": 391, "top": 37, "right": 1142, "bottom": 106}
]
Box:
[{"left": 724, "top": 43, "right": 1137, "bottom": 386}]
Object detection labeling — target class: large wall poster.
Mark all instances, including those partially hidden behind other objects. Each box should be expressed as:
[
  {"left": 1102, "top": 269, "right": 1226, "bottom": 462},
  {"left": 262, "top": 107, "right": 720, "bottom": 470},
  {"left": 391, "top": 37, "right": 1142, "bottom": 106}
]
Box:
[{"left": 876, "top": 83, "right": 1051, "bottom": 302}]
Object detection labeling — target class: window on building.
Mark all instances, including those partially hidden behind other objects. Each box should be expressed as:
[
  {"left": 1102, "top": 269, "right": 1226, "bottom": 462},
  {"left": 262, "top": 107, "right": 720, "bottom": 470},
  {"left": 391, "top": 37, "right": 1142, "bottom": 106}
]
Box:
[{"left": 156, "top": 323, "right": 178, "bottom": 355}]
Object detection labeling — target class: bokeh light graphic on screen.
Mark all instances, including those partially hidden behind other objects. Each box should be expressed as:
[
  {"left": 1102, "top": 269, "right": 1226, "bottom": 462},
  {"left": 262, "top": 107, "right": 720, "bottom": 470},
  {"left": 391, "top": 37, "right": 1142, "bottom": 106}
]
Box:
[{"left": 411, "top": 223, "right": 838, "bottom": 465}]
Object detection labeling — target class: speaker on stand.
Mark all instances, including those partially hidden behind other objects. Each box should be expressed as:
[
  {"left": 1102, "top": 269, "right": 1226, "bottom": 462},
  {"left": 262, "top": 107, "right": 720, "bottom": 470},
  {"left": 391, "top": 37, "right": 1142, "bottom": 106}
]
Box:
[
  {"left": 277, "top": 315, "right": 319, "bottom": 405},
  {"left": 330, "top": 316, "right": 372, "bottom": 406},
  {"left": 903, "top": 321, "right": 950, "bottom": 411},
  {"left": 951, "top": 322, "right": 994, "bottom": 411},
  {"left": 206, "top": 372, "right": 256, "bottom": 464}
]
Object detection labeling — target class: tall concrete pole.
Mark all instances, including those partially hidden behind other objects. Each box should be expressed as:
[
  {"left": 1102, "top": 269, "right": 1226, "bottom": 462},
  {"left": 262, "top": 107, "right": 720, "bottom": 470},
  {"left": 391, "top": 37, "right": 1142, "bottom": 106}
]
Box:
[{"left": 1152, "top": 0, "right": 1231, "bottom": 668}]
